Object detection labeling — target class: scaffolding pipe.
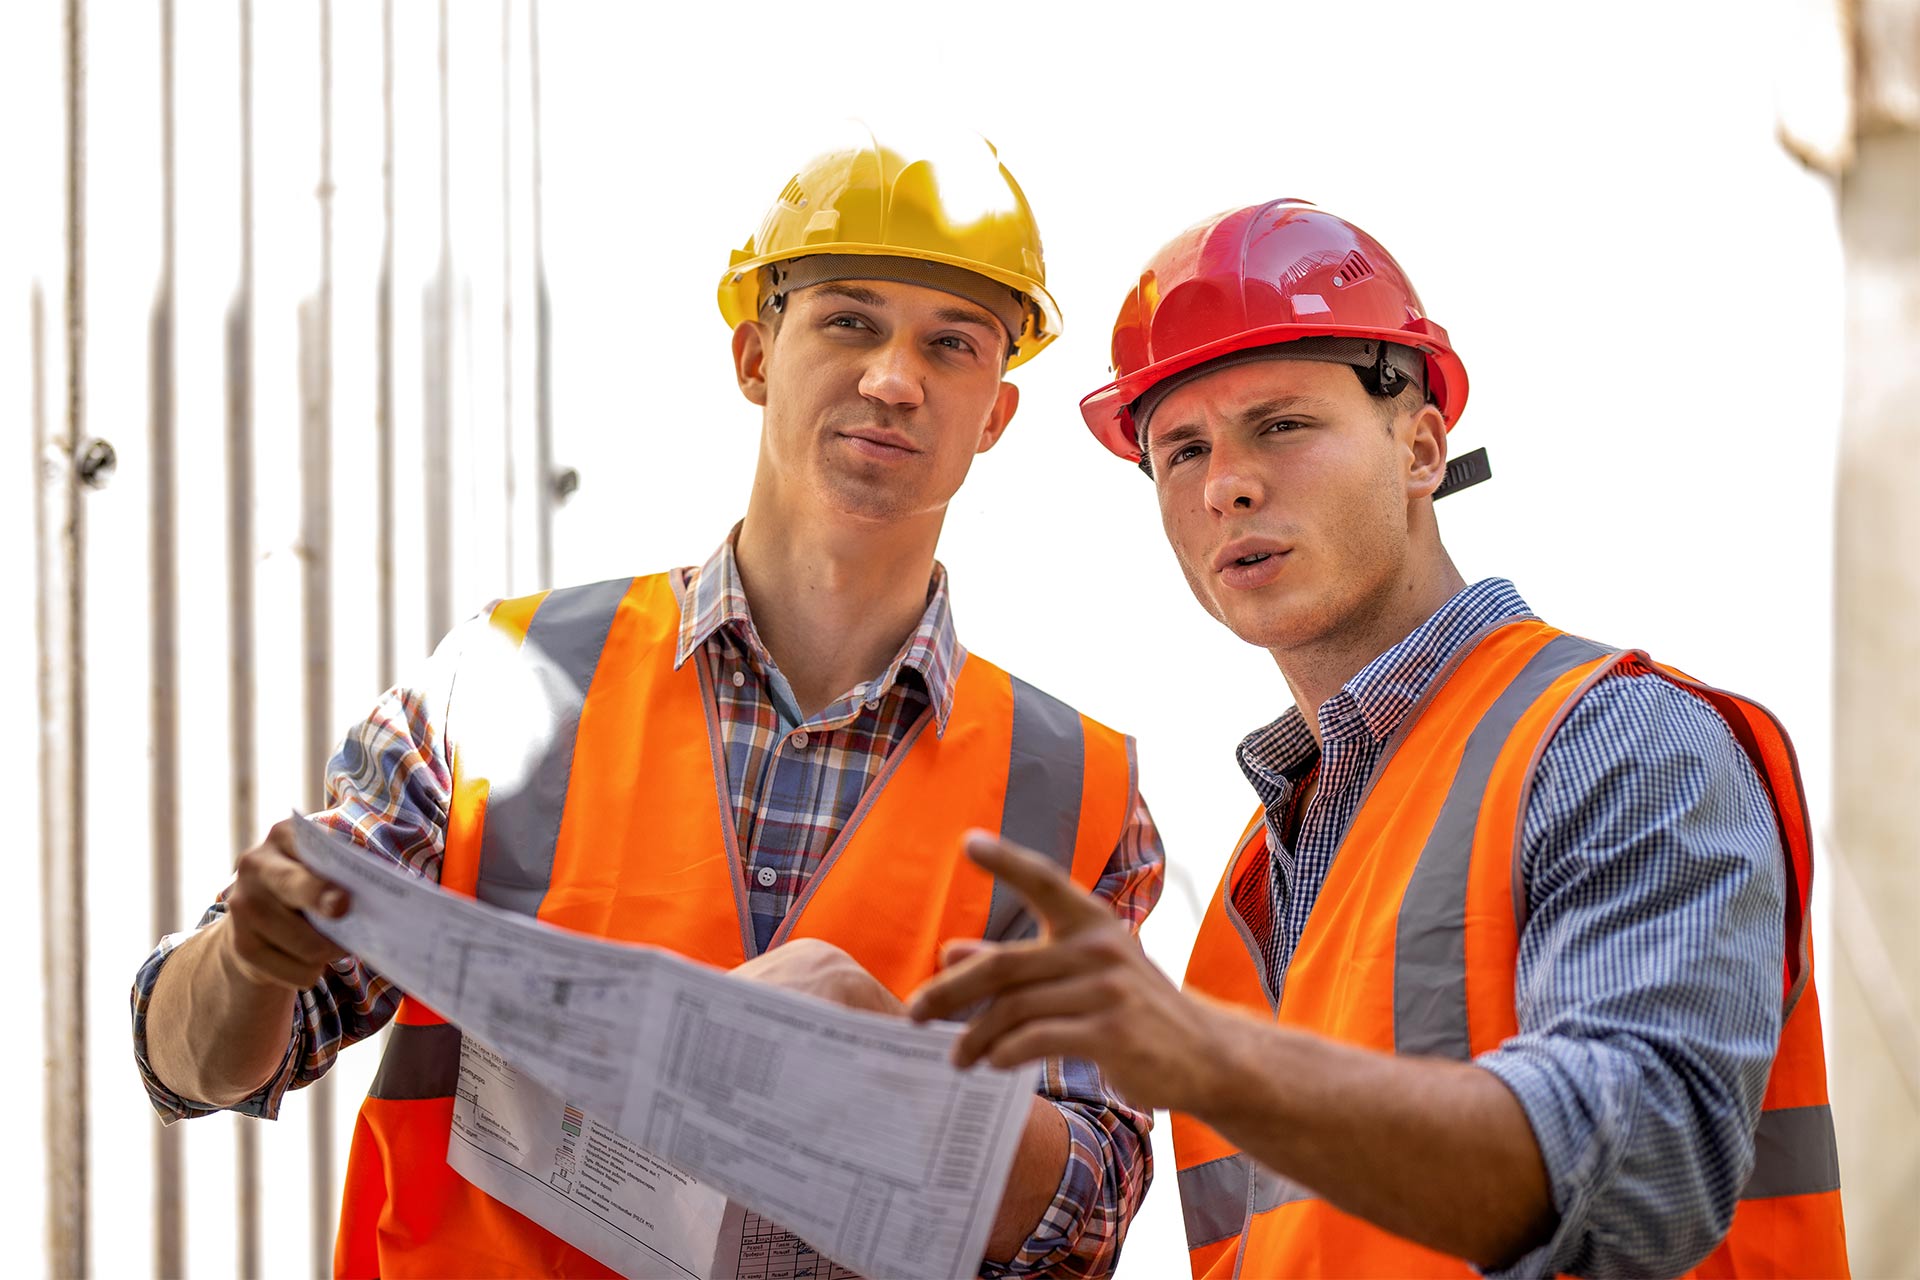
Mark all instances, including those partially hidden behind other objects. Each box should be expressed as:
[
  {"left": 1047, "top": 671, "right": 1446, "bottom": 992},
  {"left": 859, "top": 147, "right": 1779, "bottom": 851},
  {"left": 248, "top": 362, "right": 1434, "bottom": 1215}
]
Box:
[
  {"left": 227, "top": 1, "right": 261, "bottom": 1272},
  {"left": 303, "top": 3, "right": 338, "bottom": 1273},
  {"left": 529, "top": 0, "right": 553, "bottom": 589},
  {"left": 423, "top": 0, "right": 453, "bottom": 650},
  {"left": 500, "top": 0, "right": 516, "bottom": 595},
  {"left": 149, "top": 0, "right": 184, "bottom": 1274},
  {"left": 39, "top": 0, "right": 91, "bottom": 1271},
  {"left": 377, "top": 0, "right": 396, "bottom": 689}
]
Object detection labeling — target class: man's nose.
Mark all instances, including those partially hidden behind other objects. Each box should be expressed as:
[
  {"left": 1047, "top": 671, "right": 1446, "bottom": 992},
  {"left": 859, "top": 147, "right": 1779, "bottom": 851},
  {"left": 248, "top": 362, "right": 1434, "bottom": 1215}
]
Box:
[
  {"left": 1203, "top": 442, "right": 1266, "bottom": 515},
  {"left": 858, "top": 337, "right": 928, "bottom": 409}
]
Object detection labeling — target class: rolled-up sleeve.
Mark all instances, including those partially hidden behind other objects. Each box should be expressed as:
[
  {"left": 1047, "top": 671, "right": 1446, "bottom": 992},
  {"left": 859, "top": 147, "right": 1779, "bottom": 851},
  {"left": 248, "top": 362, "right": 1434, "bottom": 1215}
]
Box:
[
  {"left": 985, "top": 743, "right": 1165, "bottom": 1278},
  {"left": 130, "top": 627, "right": 463, "bottom": 1122},
  {"left": 1475, "top": 673, "right": 1786, "bottom": 1278}
]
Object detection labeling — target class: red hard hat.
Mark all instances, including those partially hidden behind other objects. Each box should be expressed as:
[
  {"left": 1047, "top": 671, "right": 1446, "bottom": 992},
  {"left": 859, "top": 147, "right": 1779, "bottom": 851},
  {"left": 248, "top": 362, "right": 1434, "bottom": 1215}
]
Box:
[{"left": 1080, "top": 199, "right": 1469, "bottom": 462}]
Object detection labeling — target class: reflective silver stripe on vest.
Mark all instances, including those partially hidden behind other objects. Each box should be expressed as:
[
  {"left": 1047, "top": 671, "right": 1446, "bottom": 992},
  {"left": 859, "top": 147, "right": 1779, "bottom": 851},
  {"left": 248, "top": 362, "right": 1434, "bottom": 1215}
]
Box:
[
  {"left": 1742, "top": 1104, "right": 1842, "bottom": 1199},
  {"left": 1180, "top": 1155, "right": 1252, "bottom": 1250},
  {"left": 1394, "top": 633, "right": 1613, "bottom": 1059},
  {"left": 474, "top": 577, "right": 631, "bottom": 917},
  {"left": 1249, "top": 1162, "right": 1315, "bottom": 1214},
  {"left": 1180, "top": 1155, "right": 1316, "bottom": 1252},
  {"left": 368, "top": 1022, "right": 464, "bottom": 1101},
  {"left": 987, "top": 674, "right": 1086, "bottom": 942}
]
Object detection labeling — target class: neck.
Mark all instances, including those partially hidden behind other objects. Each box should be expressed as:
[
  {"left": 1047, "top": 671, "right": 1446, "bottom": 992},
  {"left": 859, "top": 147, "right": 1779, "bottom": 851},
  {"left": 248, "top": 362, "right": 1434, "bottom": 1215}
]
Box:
[
  {"left": 1273, "top": 547, "right": 1467, "bottom": 746},
  {"left": 732, "top": 494, "right": 945, "bottom": 723}
]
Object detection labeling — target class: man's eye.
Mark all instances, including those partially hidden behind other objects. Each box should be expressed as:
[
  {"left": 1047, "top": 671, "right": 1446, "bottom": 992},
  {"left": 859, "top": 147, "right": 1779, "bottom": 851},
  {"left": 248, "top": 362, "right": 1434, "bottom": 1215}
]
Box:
[
  {"left": 935, "top": 335, "right": 976, "bottom": 355},
  {"left": 1263, "top": 418, "right": 1306, "bottom": 434},
  {"left": 1168, "top": 443, "right": 1204, "bottom": 467},
  {"left": 826, "top": 314, "right": 871, "bottom": 331}
]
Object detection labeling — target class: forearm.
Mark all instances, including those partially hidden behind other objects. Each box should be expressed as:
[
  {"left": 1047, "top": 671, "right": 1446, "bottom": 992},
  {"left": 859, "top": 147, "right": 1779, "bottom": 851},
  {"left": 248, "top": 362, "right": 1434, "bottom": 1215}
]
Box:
[
  {"left": 145, "top": 919, "right": 300, "bottom": 1108},
  {"left": 983, "top": 783, "right": 1165, "bottom": 1271},
  {"left": 1196, "top": 1002, "right": 1553, "bottom": 1268}
]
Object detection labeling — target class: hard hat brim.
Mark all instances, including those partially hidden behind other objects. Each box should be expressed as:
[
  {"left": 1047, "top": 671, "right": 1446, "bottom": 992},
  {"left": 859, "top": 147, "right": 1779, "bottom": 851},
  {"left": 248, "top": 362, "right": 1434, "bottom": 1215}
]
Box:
[{"left": 1081, "top": 319, "right": 1468, "bottom": 462}]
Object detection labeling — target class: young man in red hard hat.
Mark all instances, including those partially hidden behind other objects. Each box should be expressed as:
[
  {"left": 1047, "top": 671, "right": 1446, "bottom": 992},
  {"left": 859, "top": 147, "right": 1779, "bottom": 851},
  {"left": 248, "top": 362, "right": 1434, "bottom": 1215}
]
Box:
[
  {"left": 912, "top": 200, "right": 1848, "bottom": 1277},
  {"left": 132, "top": 130, "right": 1162, "bottom": 1278}
]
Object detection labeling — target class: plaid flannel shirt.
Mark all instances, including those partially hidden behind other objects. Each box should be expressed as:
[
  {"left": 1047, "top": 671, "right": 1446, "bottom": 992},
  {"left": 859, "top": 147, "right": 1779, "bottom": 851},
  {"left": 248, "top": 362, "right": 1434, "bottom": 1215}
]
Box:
[{"left": 133, "top": 535, "right": 1164, "bottom": 1278}]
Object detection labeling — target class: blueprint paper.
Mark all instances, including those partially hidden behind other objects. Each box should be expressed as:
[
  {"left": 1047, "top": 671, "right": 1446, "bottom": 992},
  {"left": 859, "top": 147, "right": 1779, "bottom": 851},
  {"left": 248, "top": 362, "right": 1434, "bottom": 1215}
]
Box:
[{"left": 292, "top": 813, "right": 1029, "bottom": 1280}]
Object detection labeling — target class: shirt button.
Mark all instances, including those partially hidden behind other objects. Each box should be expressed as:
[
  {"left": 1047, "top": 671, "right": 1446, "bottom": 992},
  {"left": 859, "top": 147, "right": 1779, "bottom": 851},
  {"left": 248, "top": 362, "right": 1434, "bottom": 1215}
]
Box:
[
  {"left": 755, "top": 866, "right": 777, "bottom": 888},
  {"left": 731, "top": 670, "right": 746, "bottom": 689},
  {"left": 790, "top": 731, "right": 809, "bottom": 749},
  {"left": 864, "top": 698, "right": 880, "bottom": 711}
]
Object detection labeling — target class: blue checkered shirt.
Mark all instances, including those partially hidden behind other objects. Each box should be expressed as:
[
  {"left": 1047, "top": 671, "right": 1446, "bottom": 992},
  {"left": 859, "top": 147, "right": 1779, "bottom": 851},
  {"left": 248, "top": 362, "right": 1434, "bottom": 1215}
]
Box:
[{"left": 1235, "top": 579, "right": 1786, "bottom": 1278}]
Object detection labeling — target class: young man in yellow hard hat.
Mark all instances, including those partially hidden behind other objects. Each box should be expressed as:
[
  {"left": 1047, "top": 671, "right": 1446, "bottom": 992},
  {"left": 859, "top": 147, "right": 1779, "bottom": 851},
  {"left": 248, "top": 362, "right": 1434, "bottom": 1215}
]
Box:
[
  {"left": 912, "top": 199, "right": 1847, "bottom": 1277},
  {"left": 132, "top": 128, "right": 1163, "bottom": 1278}
]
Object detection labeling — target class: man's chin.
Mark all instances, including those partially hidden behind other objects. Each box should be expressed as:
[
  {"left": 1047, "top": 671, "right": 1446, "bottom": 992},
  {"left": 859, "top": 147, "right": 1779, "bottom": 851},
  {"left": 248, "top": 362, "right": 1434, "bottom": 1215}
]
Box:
[
  {"left": 815, "top": 475, "right": 927, "bottom": 526},
  {"left": 1217, "top": 600, "right": 1320, "bottom": 654}
]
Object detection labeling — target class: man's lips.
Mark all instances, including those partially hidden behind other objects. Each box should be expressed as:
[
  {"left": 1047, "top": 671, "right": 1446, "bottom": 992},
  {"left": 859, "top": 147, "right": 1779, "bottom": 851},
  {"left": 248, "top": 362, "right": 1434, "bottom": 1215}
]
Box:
[
  {"left": 838, "top": 428, "right": 920, "bottom": 454},
  {"left": 1212, "top": 538, "right": 1291, "bottom": 575}
]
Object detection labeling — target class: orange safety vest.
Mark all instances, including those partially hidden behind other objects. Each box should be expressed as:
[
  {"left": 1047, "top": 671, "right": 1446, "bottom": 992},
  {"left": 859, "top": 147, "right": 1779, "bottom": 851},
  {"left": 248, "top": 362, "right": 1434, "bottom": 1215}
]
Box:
[
  {"left": 1175, "top": 618, "right": 1848, "bottom": 1279},
  {"left": 333, "top": 574, "right": 1135, "bottom": 1278}
]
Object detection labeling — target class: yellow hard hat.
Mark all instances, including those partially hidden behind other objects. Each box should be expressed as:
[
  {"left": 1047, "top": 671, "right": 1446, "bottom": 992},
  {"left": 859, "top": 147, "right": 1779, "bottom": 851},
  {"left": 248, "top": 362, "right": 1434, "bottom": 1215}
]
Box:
[{"left": 718, "top": 124, "right": 1062, "bottom": 370}]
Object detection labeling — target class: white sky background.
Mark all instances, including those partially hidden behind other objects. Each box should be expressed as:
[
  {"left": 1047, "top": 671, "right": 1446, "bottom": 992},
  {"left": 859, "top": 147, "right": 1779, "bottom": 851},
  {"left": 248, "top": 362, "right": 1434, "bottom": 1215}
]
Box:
[{"left": 0, "top": 1, "right": 1843, "bottom": 1276}]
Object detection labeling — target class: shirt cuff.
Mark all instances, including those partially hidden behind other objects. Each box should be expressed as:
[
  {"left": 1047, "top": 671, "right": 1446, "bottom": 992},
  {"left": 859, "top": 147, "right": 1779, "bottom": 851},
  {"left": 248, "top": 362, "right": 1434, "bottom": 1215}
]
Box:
[
  {"left": 980, "top": 1104, "right": 1109, "bottom": 1278},
  {"left": 1473, "top": 1045, "right": 1639, "bottom": 1279}
]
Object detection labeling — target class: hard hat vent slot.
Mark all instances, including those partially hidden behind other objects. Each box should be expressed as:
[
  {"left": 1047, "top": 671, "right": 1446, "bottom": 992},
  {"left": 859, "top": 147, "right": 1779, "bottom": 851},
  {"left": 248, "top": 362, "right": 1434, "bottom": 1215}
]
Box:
[{"left": 1334, "top": 251, "right": 1374, "bottom": 286}]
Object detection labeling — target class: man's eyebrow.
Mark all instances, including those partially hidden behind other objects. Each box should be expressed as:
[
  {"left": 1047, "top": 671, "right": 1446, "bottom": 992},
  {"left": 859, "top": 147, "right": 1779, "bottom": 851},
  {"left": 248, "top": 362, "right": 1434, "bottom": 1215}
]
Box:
[
  {"left": 1146, "top": 394, "right": 1338, "bottom": 454},
  {"left": 1143, "top": 419, "right": 1206, "bottom": 456},
  {"left": 1235, "top": 395, "right": 1337, "bottom": 426},
  {"left": 933, "top": 303, "right": 1002, "bottom": 335},
  {"left": 809, "top": 285, "right": 1002, "bottom": 341},
  {"left": 813, "top": 282, "right": 890, "bottom": 308}
]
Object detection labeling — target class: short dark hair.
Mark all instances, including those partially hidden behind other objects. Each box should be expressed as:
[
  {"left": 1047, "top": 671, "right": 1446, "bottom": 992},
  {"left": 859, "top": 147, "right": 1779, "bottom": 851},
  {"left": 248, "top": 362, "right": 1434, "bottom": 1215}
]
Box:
[{"left": 1372, "top": 373, "right": 1426, "bottom": 428}]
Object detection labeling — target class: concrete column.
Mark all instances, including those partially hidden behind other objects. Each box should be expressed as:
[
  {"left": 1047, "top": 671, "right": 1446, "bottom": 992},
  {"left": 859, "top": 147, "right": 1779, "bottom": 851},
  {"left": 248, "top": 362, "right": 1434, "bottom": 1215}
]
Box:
[{"left": 1831, "top": 118, "right": 1920, "bottom": 1279}]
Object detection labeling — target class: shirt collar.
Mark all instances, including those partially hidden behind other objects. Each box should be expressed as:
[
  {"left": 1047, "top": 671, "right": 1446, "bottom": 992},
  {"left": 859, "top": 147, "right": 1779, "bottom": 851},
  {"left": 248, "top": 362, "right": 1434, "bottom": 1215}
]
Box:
[
  {"left": 672, "top": 530, "right": 963, "bottom": 735},
  {"left": 1237, "top": 578, "right": 1535, "bottom": 795}
]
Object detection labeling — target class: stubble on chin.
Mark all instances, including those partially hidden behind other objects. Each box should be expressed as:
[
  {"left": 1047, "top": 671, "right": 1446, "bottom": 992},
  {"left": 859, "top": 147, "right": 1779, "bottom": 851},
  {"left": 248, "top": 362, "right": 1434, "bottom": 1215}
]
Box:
[
  {"left": 1198, "top": 568, "right": 1340, "bottom": 655},
  {"left": 815, "top": 459, "right": 920, "bottom": 524}
]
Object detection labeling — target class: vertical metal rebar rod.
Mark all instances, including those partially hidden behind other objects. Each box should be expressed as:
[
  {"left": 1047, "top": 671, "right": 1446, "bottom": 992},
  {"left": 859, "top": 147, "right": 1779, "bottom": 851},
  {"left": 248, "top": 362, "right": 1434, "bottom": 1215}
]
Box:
[
  {"left": 32, "top": 285, "right": 70, "bottom": 1277},
  {"left": 423, "top": 0, "right": 453, "bottom": 650},
  {"left": 151, "top": 0, "right": 185, "bottom": 1273},
  {"left": 228, "top": 1, "right": 262, "bottom": 1273},
  {"left": 304, "top": 4, "right": 337, "bottom": 1274},
  {"left": 528, "top": 0, "right": 553, "bottom": 590},
  {"left": 376, "top": 0, "right": 395, "bottom": 688},
  {"left": 41, "top": 0, "right": 91, "bottom": 1270},
  {"left": 499, "top": 0, "right": 515, "bottom": 595}
]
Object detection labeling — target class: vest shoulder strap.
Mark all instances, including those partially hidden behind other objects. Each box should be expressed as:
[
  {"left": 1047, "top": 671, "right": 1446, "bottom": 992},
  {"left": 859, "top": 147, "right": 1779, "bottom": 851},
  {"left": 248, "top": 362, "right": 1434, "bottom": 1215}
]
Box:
[
  {"left": 450, "top": 575, "right": 668, "bottom": 913},
  {"left": 958, "top": 653, "right": 1137, "bottom": 940}
]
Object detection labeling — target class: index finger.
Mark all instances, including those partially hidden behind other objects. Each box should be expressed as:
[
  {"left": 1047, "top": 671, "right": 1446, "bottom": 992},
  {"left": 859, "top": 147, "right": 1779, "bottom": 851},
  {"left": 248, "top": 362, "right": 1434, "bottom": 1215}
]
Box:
[{"left": 964, "top": 830, "right": 1113, "bottom": 937}]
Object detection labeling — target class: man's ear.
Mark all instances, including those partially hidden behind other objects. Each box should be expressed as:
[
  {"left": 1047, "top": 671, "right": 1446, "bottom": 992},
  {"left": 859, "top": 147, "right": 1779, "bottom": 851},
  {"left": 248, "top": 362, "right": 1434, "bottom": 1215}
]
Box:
[
  {"left": 1404, "top": 402, "right": 1449, "bottom": 499},
  {"left": 733, "top": 320, "right": 771, "bottom": 407},
  {"left": 974, "top": 381, "right": 1020, "bottom": 455}
]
